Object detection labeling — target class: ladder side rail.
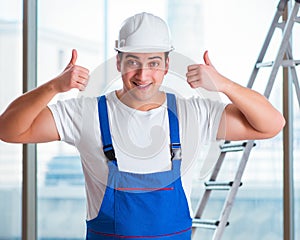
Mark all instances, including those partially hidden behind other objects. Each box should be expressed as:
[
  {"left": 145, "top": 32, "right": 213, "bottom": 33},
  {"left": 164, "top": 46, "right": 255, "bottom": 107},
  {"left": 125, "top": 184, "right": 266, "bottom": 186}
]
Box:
[
  {"left": 212, "top": 140, "right": 255, "bottom": 240},
  {"left": 264, "top": 1, "right": 300, "bottom": 98},
  {"left": 209, "top": 151, "right": 227, "bottom": 181},
  {"left": 247, "top": 6, "right": 285, "bottom": 88}
]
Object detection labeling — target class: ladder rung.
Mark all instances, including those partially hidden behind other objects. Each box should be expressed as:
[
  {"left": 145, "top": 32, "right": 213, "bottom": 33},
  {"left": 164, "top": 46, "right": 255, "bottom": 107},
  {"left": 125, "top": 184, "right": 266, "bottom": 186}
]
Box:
[
  {"left": 256, "top": 60, "right": 300, "bottom": 68},
  {"left": 192, "top": 219, "right": 229, "bottom": 229},
  {"left": 220, "top": 141, "right": 255, "bottom": 153},
  {"left": 204, "top": 181, "right": 242, "bottom": 190},
  {"left": 295, "top": 16, "right": 300, "bottom": 24},
  {"left": 290, "top": 60, "right": 300, "bottom": 66},
  {"left": 256, "top": 61, "right": 274, "bottom": 68}
]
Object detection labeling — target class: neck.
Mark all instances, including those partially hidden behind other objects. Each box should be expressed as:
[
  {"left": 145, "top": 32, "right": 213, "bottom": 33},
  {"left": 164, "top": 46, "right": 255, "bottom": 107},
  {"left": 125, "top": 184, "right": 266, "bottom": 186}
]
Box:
[{"left": 115, "top": 90, "right": 166, "bottom": 111}]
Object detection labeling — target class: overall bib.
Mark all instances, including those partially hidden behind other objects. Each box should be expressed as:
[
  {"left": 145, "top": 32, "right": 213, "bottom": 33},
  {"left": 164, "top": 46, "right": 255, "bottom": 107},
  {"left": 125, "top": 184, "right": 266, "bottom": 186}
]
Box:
[{"left": 86, "top": 93, "right": 192, "bottom": 239}]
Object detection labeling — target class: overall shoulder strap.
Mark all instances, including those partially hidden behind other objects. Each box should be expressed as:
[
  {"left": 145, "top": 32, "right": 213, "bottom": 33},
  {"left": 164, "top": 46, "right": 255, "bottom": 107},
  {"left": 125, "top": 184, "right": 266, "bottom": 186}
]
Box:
[
  {"left": 97, "top": 95, "right": 116, "bottom": 161},
  {"left": 98, "top": 94, "right": 180, "bottom": 161},
  {"left": 166, "top": 93, "right": 182, "bottom": 160}
]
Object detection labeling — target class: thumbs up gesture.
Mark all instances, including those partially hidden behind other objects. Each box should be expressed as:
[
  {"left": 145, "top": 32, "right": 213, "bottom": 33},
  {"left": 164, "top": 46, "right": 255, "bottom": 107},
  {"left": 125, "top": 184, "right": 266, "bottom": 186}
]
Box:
[
  {"left": 52, "top": 49, "right": 90, "bottom": 92},
  {"left": 186, "top": 51, "right": 227, "bottom": 92}
]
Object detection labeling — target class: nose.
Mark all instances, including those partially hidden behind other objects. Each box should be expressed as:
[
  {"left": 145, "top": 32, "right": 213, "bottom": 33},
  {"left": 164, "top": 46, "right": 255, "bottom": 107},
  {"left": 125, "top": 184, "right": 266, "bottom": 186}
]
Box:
[{"left": 135, "top": 67, "right": 150, "bottom": 81}]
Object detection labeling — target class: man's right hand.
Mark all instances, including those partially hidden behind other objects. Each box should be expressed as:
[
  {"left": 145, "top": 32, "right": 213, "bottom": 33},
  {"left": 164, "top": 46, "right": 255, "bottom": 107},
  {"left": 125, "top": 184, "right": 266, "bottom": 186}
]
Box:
[
  {"left": 0, "top": 49, "right": 90, "bottom": 143},
  {"left": 52, "top": 49, "right": 90, "bottom": 93}
]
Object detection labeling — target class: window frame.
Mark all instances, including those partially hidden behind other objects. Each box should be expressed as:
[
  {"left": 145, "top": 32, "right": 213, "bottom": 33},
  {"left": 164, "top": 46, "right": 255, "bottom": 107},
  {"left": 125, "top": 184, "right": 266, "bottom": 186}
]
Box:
[{"left": 22, "top": 0, "right": 37, "bottom": 239}]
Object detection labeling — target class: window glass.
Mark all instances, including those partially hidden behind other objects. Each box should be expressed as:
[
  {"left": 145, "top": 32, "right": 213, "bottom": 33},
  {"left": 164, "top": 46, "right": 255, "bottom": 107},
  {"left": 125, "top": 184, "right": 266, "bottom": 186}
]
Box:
[
  {"left": 187, "top": 1, "right": 286, "bottom": 239},
  {"left": 294, "top": 106, "right": 300, "bottom": 240},
  {"left": 37, "top": 1, "right": 103, "bottom": 239},
  {"left": 37, "top": 1, "right": 167, "bottom": 239},
  {"left": 293, "top": 9, "right": 300, "bottom": 238},
  {"left": 0, "top": 0, "right": 22, "bottom": 239},
  {"left": 292, "top": 2, "right": 300, "bottom": 238}
]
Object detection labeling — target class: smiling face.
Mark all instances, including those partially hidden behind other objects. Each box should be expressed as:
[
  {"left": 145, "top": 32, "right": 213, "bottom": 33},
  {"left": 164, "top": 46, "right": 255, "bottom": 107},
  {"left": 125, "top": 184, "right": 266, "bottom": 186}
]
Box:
[{"left": 116, "top": 52, "right": 169, "bottom": 111}]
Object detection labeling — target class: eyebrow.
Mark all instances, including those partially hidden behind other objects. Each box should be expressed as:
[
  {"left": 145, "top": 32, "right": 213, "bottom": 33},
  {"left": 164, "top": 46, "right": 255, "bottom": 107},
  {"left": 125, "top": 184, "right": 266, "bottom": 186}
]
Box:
[
  {"left": 148, "top": 56, "right": 163, "bottom": 60},
  {"left": 125, "top": 55, "right": 163, "bottom": 60}
]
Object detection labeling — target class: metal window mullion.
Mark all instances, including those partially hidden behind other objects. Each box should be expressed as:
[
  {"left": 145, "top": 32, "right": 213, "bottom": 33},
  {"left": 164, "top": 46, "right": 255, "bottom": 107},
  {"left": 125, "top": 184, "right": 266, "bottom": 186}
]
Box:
[
  {"left": 22, "top": 0, "right": 38, "bottom": 240},
  {"left": 283, "top": 59, "right": 295, "bottom": 240},
  {"left": 282, "top": 2, "right": 295, "bottom": 240}
]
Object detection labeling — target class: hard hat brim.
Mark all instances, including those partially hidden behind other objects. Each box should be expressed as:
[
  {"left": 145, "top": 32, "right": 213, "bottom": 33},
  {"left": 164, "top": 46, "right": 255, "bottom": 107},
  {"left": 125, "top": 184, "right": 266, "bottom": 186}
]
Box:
[{"left": 114, "top": 45, "right": 174, "bottom": 53}]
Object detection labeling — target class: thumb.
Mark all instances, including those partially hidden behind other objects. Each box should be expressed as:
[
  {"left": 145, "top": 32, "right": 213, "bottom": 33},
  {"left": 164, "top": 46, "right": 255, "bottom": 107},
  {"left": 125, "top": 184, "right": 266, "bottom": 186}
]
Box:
[
  {"left": 69, "top": 49, "right": 77, "bottom": 66},
  {"left": 203, "top": 50, "right": 213, "bottom": 67}
]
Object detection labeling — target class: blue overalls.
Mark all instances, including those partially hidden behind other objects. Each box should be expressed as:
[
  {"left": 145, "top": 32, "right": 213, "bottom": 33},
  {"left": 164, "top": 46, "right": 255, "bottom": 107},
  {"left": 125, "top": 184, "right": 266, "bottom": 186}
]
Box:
[{"left": 86, "top": 93, "right": 192, "bottom": 239}]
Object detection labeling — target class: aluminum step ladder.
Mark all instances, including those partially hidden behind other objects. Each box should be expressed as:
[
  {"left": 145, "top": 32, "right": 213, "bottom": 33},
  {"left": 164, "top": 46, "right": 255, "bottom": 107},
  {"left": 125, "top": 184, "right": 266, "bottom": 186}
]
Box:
[{"left": 192, "top": 0, "right": 300, "bottom": 239}]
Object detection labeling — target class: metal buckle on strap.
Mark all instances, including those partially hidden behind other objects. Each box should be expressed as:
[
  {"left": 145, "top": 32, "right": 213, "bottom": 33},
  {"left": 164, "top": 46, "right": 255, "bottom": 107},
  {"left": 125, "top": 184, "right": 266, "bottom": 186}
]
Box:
[
  {"left": 103, "top": 144, "right": 116, "bottom": 161},
  {"left": 170, "top": 143, "right": 182, "bottom": 160}
]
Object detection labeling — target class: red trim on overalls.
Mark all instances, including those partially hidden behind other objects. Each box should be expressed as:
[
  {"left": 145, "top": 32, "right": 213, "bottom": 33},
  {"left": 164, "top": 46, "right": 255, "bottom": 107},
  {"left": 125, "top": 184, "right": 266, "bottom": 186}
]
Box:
[{"left": 88, "top": 226, "right": 192, "bottom": 239}]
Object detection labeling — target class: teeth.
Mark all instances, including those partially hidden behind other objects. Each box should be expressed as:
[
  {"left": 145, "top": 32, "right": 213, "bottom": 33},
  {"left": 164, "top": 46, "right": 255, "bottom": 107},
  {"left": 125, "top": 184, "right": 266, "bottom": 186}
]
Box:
[{"left": 134, "top": 82, "right": 151, "bottom": 88}]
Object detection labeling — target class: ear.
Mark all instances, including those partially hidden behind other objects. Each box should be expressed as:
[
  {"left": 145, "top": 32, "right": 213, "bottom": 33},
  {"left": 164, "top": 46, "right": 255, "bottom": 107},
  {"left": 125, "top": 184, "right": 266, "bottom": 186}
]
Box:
[
  {"left": 164, "top": 57, "right": 170, "bottom": 75},
  {"left": 116, "top": 54, "right": 121, "bottom": 72}
]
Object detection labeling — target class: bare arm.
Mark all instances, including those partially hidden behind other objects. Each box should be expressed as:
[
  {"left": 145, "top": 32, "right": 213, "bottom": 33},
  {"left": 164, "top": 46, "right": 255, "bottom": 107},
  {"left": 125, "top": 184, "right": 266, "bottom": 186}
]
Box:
[
  {"left": 0, "top": 49, "right": 89, "bottom": 143},
  {"left": 186, "top": 51, "right": 285, "bottom": 141}
]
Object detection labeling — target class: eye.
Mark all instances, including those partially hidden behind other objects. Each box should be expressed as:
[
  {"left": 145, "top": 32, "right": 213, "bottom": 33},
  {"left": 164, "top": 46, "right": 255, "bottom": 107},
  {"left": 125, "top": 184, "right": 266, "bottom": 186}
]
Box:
[
  {"left": 148, "top": 61, "right": 160, "bottom": 68},
  {"left": 127, "top": 60, "right": 140, "bottom": 68}
]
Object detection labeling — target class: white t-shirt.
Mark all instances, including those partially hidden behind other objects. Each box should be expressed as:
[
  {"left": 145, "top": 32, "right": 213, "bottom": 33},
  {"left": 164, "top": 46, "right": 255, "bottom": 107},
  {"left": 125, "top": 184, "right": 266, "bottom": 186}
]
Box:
[{"left": 49, "top": 91, "right": 226, "bottom": 220}]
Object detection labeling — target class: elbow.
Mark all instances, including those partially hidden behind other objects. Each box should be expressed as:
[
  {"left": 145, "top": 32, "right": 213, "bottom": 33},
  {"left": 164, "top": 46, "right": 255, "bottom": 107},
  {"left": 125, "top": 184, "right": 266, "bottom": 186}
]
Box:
[
  {"left": 0, "top": 118, "right": 6, "bottom": 142},
  {"left": 0, "top": 117, "right": 18, "bottom": 143},
  {"left": 280, "top": 114, "right": 286, "bottom": 130},
  {"left": 275, "top": 113, "right": 286, "bottom": 134},
  {"left": 266, "top": 113, "right": 286, "bottom": 138},
  {"left": 254, "top": 112, "right": 286, "bottom": 140},
  {"left": 0, "top": 132, "right": 13, "bottom": 143},
  {"left": 0, "top": 135, "right": 15, "bottom": 143},
  {"left": 0, "top": 134, "right": 22, "bottom": 144}
]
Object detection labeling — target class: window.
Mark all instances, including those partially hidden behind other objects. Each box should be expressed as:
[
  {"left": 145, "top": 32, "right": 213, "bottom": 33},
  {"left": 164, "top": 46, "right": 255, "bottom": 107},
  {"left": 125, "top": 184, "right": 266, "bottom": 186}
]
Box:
[
  {"left": 0, "top": 1, "right": 22, "bottom": 239},
  {"left": 37, "top": 1, "right": 103, "bottom": 238},
  {"left": 37, "top": 1, "right": 167, "bottom": 238}
]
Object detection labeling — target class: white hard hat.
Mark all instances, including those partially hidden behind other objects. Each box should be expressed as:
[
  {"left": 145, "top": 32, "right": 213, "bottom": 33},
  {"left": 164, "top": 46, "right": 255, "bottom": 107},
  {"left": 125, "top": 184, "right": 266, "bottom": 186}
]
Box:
[{"left": 115, "top": 12, "right": 174, "bottom": 53}]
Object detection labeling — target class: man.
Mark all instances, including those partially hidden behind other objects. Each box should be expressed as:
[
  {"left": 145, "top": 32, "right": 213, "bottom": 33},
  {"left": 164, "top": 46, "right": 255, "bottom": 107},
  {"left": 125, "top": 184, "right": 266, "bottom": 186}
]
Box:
[{"left": 0, "top": 12, "right": 285, "bottom": 239}]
